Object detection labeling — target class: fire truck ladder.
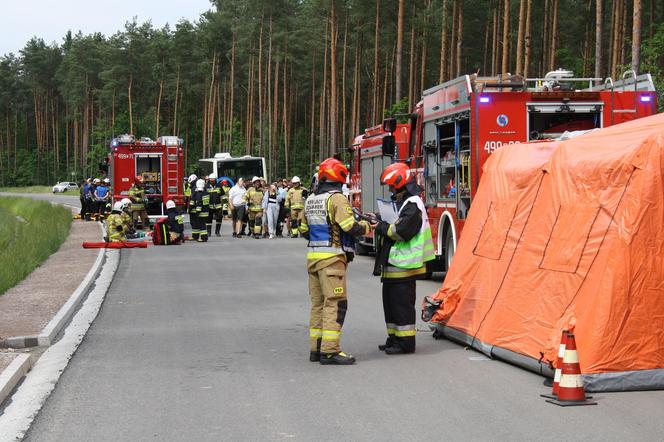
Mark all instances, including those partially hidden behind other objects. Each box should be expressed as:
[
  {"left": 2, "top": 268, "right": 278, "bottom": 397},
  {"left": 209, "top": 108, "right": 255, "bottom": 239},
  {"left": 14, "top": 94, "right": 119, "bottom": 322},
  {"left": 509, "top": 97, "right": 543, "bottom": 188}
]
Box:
[
  {"left": 592, "top": 70, "right": 656, "bottom": 125},
  {"left": 166, "top": 146, "right": 180, "bottom": 195}
]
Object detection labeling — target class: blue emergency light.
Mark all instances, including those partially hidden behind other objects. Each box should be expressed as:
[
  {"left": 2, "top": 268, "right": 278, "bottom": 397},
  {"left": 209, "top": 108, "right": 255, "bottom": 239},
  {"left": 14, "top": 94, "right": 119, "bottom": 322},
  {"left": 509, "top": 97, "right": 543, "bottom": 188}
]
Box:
[
  {"left": 479, "top": 96, "right": 490, "bottom": 104},
  {"left": 640, "top": 95, "right": 652, "bottom": 103}
]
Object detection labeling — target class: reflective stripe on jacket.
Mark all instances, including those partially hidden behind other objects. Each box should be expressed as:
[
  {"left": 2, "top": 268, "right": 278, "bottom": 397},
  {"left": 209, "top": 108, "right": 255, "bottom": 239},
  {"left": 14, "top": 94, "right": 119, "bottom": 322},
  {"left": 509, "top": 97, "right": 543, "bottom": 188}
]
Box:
[{"left": 302, "top": 191, "right": 355, "bottom": 261}]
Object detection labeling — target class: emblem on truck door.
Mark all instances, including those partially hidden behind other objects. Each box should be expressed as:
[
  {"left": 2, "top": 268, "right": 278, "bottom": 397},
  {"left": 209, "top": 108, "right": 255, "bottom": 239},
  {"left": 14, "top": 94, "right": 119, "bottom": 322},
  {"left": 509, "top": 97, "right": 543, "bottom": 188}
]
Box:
[{"left": 496, "top": 114, "right": 509, "bottom": 127}]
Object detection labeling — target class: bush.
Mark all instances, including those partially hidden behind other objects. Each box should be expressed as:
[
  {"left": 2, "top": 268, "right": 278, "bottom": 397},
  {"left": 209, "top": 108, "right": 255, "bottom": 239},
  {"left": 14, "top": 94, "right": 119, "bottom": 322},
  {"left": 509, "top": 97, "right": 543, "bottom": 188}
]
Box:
[{"left": 0, "top": 197, "right": 72, "bottom": 295}]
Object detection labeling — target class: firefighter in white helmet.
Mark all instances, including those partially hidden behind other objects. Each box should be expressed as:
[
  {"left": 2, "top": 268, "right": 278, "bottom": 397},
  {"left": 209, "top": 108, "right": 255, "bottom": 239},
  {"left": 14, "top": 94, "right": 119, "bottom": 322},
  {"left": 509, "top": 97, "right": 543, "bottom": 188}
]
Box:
[
  {"left": 118, "top": 198, "right": 135, "bottom": 237},
  {"left": 185, "top": 174, "right": 197, "bottom": 212},
  {"left": 286, "top": 176, "right": 308, "bottom": 238},
  {"left": 191, "top": 178, "right": 210, "bottom": 242},
  {"left": 244, "top": 176, "right": 265, "bottom": 239},
  {"left": 106, "top": 201, "right": 127, "bottom": 242},
  {"left": 163, "top": 200, "right": 184, "bottom": 244},
  {"left": 206, "top": 172, "right": 224, "bottom": 237}
]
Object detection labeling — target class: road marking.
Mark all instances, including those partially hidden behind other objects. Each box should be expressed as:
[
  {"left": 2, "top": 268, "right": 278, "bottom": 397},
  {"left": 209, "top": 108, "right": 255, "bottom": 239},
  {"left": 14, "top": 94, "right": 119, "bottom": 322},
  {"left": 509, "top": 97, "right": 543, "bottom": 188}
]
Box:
[{"left": 0, "top": 250, "right": 119, "bottom": 442}]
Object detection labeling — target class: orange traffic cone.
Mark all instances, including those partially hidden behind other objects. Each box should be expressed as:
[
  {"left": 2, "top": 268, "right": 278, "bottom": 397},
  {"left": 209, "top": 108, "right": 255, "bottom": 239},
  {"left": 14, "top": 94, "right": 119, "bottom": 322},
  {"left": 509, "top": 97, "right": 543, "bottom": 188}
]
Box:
[
  {"left": 541, "top": 330, "right": 568, "bottom": 400},
  {"left": 545, "top": 332, "right": 597, "bottom": 406}
]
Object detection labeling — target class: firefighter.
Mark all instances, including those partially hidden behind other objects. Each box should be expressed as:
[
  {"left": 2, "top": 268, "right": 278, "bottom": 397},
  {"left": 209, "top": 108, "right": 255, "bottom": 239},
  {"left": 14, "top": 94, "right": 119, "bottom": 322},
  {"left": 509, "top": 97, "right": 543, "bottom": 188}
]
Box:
[
  {"left": 184, "top": 174, "right": 197, "bottom": 211},
  {"left": 80, "top": 178, "right": 92, "bottom": 220},
  {"left": 120, "top": 198, "right": 135, "bottom": 236},
  {"left": 191, "top": 178, "right": 210, "bottom": 242},
  {"left": 299, "top": 158, "right": 372, "bottom": 365},
  {"left": 373, "top": 162, "right": 435, "bottom": 355},
  {"left": 220, "top": 178, "right": 231, "bottom": 218},
  {"left": 106, "top": 201, "right": 127, "bottom": 242},
  {"left": 129, "top": 176, "right": 149, "bottom": 229},
  {"left": 244, "top": 176, "right": 265, "bottom": 239},
  {"left": 206, "top": 172, "right": 224, "bottom": 237},
  {"left": 164, "top": 200, "right": 184, "bottom": 244},
  {"left": 286, "top": 176, "right": 307, "bottom": 238}
]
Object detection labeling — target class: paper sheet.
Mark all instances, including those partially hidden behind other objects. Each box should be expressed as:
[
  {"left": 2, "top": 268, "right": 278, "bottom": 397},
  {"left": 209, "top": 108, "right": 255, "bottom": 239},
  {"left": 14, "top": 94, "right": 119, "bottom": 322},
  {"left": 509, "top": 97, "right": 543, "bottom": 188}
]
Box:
[{"left": 376, "top": 199, "right": 398, "bottom": 224}]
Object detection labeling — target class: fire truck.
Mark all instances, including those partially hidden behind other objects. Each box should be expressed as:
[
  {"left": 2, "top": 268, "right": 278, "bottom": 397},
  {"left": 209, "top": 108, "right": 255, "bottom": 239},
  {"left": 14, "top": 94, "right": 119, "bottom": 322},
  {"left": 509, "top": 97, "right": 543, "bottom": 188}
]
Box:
[
  {"left": 351, "top": 69, "right": 657, "bottom": 269},
  {"left": 109, "top": 134, "right": 185, "bottom": 216}
]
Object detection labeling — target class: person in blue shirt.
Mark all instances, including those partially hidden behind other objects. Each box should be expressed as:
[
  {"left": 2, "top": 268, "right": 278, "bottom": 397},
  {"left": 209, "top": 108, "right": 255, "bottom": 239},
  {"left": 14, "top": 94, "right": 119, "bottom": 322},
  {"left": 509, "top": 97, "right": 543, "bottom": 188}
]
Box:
[{"left": 94, "top": 179, "right": 110, "bottom": 217}]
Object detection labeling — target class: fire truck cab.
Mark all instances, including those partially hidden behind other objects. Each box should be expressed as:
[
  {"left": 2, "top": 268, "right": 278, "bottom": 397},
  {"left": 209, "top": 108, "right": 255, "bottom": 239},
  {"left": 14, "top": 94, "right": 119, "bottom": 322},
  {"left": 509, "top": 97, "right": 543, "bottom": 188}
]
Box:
[
  {"left": 109, "top": 134, "right": 185, "bottom": 216},
  {"left": 353, "top": 69, "right": 657, "bottom": 271}
]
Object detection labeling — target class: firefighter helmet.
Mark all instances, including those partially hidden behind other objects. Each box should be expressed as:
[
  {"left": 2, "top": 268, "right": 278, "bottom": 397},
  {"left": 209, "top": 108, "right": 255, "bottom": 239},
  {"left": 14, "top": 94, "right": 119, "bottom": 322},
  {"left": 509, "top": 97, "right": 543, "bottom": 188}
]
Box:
[
  {"left": 103, "top": 178, "right": 110, "bottom": 184},
  {"left": 208, "top": 172, "right": 217, "bottom": 180},
  {"left": 120, "top": 198, "right": 132, "bottom": 210},
  {"left": 195, "top": 179, "right": 205, "bottom": 191},
  {"left": 380, "top": 162, "right": 412, "bottom": 189},
  {"left": 252, "top": 176, "right": 260, "bottom": 183},
  {"left": 165, "top": 200, "right": 176, "bottom": 210},
  {"left": 93, "top": 178, "right": 101, "bottom": 184},
  {"left": 318, "top": 158, "right": 348, "bottom": 184},
  {"left": 188, "top": 174, "right": 198, "bottom": 184},
  {"left": 291, "top": 176, "right": 301, "bottom": 184},
  {"left": 221, "top": 179, "right": 229, "bottom": 185},
  {"left": 112, "top": 201, "right": 124, "bottom": 212},
  {"left": 134, "top": 175, "right": 143, "bottom": 183}
]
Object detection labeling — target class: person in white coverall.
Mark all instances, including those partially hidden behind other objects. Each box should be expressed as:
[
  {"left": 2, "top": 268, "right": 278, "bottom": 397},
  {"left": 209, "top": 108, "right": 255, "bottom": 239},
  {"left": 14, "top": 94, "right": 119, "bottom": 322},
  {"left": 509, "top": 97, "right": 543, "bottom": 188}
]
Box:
[{"left": 262, "top": 184, "right": 283, "bottom": 239}]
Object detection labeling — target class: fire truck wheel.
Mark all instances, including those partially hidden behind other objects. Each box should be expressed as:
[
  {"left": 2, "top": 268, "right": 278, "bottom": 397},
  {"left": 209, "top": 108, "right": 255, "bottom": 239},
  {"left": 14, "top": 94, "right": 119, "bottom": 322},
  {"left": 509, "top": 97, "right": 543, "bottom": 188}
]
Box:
[{"left": 444, "top": 228, "right": 455, "bottom": 272}]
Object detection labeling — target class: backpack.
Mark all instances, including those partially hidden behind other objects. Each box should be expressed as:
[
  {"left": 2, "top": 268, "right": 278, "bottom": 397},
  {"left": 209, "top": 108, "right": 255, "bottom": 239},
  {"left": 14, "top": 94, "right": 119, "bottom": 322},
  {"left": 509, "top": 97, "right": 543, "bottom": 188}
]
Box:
[{"left": 152, "top": 217, "right": 171, "bottom": 245}]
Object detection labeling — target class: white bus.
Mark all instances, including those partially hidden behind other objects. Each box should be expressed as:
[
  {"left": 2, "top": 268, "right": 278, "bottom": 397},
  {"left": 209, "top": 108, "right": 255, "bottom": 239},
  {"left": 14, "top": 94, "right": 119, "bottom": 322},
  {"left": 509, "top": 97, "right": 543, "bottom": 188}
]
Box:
[{"left": 198, "top": 153, "right": 267, "bottom": 184}]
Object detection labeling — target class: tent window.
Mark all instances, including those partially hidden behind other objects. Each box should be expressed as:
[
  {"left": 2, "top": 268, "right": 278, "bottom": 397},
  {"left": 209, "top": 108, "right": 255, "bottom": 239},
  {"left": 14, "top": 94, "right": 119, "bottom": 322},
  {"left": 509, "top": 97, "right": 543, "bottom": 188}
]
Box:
[
  {"left": 473, "top": 201, "right": 518, "bottom": 260},
  {"left": 539, "top": 205, "right": 601, "bottom": 273}
]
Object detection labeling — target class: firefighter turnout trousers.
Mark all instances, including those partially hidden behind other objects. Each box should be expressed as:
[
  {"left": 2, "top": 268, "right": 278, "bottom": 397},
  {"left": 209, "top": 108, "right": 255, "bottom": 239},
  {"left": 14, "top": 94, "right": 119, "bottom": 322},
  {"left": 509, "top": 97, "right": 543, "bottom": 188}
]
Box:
[
  {"left": 290, "top": 208, "right": 304, "bottom": 237},
  {"left": 308, "top": 258, "right": 348, "bottom": 354},
  {"left": 382, "top": 279, "right": 417, "bottom": 353},
  {"left": 248, "top": 210, "right": 263, "bottom": 235}
]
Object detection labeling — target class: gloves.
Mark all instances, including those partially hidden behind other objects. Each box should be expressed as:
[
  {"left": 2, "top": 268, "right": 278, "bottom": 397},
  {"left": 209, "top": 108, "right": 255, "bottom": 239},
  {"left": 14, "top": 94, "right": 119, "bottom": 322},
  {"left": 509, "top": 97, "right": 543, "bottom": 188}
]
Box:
[
  {"left": 375, "top": 221, "right": 390, "bottom": 237},
  {"left": 358, "top": 220, "right": 371, "bottom": 235},
  {"left": 302, "top": 189, "right": 309, "bottom": 198}
]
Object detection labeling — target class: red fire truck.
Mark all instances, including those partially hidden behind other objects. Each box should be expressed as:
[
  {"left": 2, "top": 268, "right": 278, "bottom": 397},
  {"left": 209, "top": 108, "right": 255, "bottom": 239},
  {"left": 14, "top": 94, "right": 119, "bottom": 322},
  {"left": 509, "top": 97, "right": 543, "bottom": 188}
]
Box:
[
  {"left": 350, "top": 69, "right": 657, "bottom": 269},
  {"left": 109, "top": 134, "right": 185, "bottom": 216}
]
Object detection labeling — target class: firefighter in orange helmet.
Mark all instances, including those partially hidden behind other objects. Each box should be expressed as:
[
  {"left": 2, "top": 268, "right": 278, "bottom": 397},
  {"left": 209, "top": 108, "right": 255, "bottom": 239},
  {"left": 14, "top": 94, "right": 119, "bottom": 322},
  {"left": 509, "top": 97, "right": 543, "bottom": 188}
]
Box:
[
  {"left": 299, "top": 158, "right": 373, "bottom": 365},
  {"left": 374, "top": 162, "right": 435, "bottom": 354}
]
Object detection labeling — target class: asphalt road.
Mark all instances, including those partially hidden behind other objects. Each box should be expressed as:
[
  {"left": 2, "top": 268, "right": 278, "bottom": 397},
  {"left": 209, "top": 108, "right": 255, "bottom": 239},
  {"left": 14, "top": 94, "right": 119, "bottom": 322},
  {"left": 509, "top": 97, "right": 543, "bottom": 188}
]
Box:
[{"left": 11, "top": 195, "right": 664, "bottom": 441}]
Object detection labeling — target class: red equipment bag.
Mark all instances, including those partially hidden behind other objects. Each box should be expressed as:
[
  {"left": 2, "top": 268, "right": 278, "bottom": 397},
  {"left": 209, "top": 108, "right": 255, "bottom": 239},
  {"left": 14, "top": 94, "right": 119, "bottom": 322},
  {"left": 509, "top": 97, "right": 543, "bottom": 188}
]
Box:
[{"left": 152, "top": 217, "right": 171, "bottom": 245}]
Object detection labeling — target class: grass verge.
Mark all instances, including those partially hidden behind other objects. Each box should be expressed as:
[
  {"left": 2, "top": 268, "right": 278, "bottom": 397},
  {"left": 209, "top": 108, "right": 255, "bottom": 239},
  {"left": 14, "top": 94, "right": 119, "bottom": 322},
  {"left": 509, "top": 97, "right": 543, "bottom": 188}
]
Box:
[
  {"left": 0, "top": 197, "right": 72, "bottom": 296},
  {"left": 0, "top": 186, "right": 72, "bottom": 194}
]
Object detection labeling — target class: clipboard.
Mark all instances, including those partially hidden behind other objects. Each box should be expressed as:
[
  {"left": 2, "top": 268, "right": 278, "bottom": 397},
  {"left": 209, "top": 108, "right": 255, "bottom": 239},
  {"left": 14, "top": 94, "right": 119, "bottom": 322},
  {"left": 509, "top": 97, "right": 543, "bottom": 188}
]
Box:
[{"left": 376, "top": 198, "right": 398, "bottom": 224}]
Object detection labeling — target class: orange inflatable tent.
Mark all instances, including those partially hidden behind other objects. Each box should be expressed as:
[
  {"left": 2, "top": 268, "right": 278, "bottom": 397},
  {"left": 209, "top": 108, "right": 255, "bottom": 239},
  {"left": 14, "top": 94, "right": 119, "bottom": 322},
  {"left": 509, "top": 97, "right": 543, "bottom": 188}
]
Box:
[{"left": 428, "top": 113, "right": 664, "bottom": 392}]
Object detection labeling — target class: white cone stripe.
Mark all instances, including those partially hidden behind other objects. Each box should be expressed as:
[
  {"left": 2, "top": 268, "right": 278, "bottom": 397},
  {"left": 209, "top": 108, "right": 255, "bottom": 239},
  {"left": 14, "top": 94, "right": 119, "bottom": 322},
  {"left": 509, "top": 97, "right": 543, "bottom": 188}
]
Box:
[
  {"left": 559, "top": 374, "right": 584, "bottom": 388},
  {"left": 553, "top": 369, "right": 562, "bottom": 382},
  {"left": 563, "top": 349, "right": 579, "bottom": 363},
  {"left": 558, "top": 343, "right": 566, "bottom": 357}
]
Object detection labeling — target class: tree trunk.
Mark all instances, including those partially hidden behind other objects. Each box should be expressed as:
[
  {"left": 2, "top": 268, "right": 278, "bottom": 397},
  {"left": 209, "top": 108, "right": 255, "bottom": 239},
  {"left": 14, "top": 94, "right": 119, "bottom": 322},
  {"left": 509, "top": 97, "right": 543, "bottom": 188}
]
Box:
[
  {"left": 320, "top": 18, "right": 329, "bottom": 160},
  {"left": 330, "top": 0, "right": 338, "bottom": 155},
  {"left": 373, "top": 0, "right": 381, "bottom": 125},
  {"left": 258, "top": 12, "right": 264, "bottom": 157},
  {"left": 283, "top": 54, "right": 289, "bottom": 177},
  {"left": 341, "top": 13, "right": 348, "bottom": 148},
  {"left": 456, "top": 0, "right": 463, "bottom": 77},
  {"left": 550, "top": 0, "right": 559, "bottom": 70},
  {"left": 439, "top": 0, "right": 449, "bottom": 83},
  {"left": 501, "top": 0, "right": 510, "bottom": 74},
  {"left": 128, "top": 74, "right": 133, "bottom": 134},
  {"left": 633, "top": 0, "right": 643, "bottom": 71},
  {"left": 408, "top": 5, "right": 416, "bottom": 108},
  {"left": 421, "top": 0, "right": 432, "bottom": 89},
  {"left": 396, "top": 0, "right": 405, "bottom": 101},
  {"left": 524, "top": 0, "right": 532, "bottom": 77},
  {"left": 228, "top": 32, "right": 236, "bottom": 148},
  {"left": 595, "top": 0, "right": 604, "bottom": 78},
  {"left": 491, "top": 1, "right": 499, "bottom": 75},
  {"left": 515, "top": 0, "right": 526, "bottom": 74},
  {"left": 155, "top": 77, "right": 163, "bottom": 139},
  {"left": 450, "top": 0, "right": 458, "bottom": 77}
]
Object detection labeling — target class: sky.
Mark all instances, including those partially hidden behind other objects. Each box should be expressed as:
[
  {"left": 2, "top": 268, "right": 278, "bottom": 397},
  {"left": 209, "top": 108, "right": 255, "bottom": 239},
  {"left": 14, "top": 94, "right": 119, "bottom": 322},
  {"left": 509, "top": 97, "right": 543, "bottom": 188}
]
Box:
[{"left": 0, "top": 0, "right": 213, "bottom": 56}]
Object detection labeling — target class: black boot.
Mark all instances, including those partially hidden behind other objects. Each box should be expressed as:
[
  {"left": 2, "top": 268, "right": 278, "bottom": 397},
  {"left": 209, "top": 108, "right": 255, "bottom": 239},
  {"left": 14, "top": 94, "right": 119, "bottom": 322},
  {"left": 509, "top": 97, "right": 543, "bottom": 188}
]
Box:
[
  {"left": 378, "top": 337, "right": 395, "bottom": 351},
  {"left": 320, "top": 351, "right": 355, "bottom": 365},
  {"left": 385, "top": 345, "right": 415, "bottom": 355},
  {"left": 215, "top": 223, "right": 221, "bottom": 236},
  {"left": 309, "top": 351, "right": 321, "bottom": 362}
]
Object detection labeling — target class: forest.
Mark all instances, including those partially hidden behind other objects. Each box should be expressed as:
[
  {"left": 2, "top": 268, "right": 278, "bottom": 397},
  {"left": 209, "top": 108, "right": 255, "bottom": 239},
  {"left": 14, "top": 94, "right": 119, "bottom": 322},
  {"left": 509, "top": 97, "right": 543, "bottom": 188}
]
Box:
[{"left": 0, "top": 0, "right": 663, "bottom": 186}]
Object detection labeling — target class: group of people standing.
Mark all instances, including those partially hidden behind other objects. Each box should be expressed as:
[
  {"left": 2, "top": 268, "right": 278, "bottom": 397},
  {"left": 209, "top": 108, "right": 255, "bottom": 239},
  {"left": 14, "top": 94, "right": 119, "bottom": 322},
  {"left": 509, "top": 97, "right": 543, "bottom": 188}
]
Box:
[
  {"left": 79, "top": 178, "right": 112, "bottom": 220},
  {"left": 184, "top": 173, "right": 310, "bottom": 242}
]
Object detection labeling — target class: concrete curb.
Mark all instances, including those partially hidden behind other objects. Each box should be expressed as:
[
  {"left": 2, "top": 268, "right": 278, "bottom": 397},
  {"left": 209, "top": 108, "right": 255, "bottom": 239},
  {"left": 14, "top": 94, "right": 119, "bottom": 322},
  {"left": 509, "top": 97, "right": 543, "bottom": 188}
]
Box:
[
  {"left": 0, "top": 354, "right": 32, "bottom": 407},
  {"left": 1, "top": 222, "right": 106, "bottom": 349}
]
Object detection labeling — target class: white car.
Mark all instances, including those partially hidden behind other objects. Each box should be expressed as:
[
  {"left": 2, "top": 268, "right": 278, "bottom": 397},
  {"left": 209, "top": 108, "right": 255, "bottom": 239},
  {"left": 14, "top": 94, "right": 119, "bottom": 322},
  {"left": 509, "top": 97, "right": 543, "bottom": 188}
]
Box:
[{"left": 52, "top": 182, "right": 79, "bottom": 193}]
